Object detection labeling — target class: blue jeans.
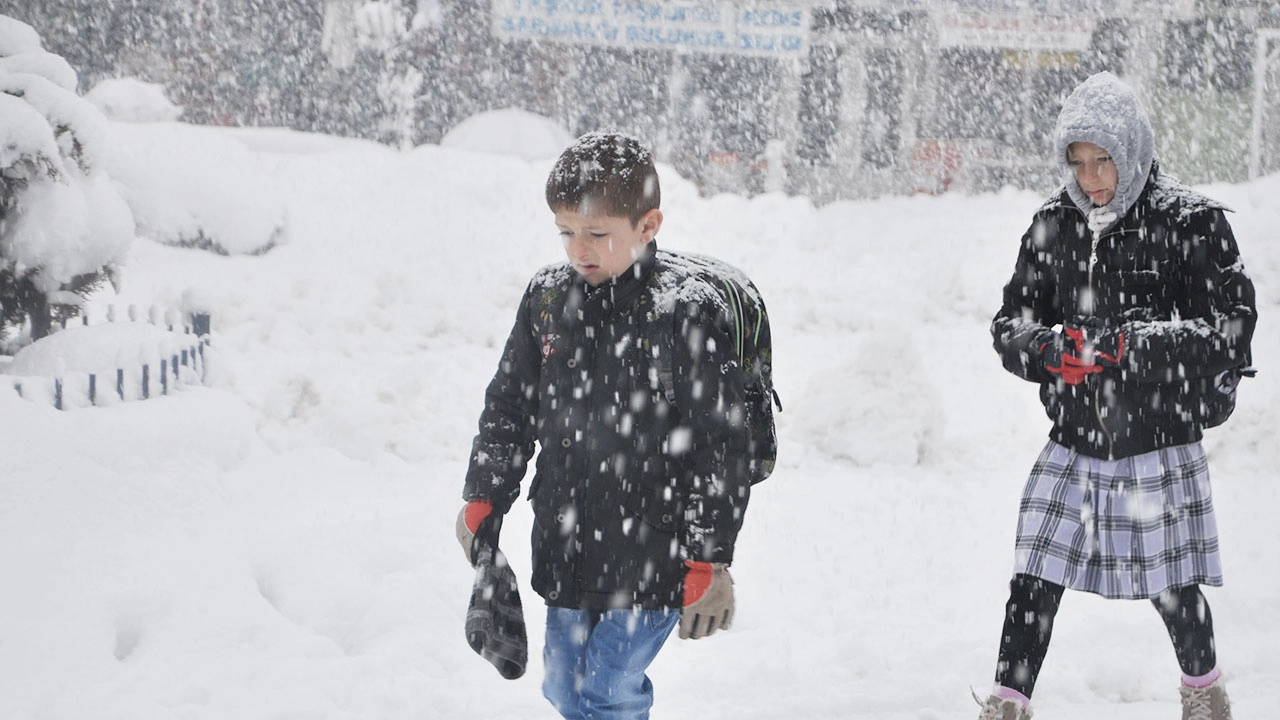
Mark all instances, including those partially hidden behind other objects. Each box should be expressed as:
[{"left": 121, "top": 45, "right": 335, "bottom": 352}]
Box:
[{"left": 542, "top": 607, "right": 679, "bottom": 720}]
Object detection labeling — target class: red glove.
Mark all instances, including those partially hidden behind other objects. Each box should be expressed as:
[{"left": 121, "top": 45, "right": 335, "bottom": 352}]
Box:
[
  {"left": 464, "top": 499, "right": 493, "bottom": 533},
  {"left": 680, "top": 561, "right": 734, "bottom": 639},
  {"left": 1039, "top": 329, "right": 1102, "bottom": 385},
  {"left": 1048, "top": 352, "right": 1105, "bottom": 385},
  {"left": 683, "top": 561, "right": 715, "bottom": 605},
  {"left": 1069, "top": 316, "right": 1125, "bottom": 368},
  {"left": 456, "top": 499, "right": 496, "bottom": 565}
]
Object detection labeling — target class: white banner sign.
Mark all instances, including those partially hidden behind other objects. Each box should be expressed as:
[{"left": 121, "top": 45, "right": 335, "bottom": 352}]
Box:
[
  {"left": 938, "top": 14, "right": 1095, "bottom": 51},
  {"left": 492, "top": 1, "right": 810, "bottom": 57},
  {"left": 844, "top": 0, "right": 1194, "bottom": 16}
]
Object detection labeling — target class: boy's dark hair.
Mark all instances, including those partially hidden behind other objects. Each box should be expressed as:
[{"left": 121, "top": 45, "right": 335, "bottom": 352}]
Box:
[{"left": 545, "top": 132, "right": 660, "bottom": 226}]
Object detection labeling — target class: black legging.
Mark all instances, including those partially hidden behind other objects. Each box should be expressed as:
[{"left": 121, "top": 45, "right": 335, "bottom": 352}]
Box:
[{"left": 994, "top": 574, "right": 1217, "bottom": 698}]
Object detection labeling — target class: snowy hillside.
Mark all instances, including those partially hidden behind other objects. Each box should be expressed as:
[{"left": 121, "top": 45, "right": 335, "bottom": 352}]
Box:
[{"left": 1, "top": 116, "right": 1277, "bottom": 720}]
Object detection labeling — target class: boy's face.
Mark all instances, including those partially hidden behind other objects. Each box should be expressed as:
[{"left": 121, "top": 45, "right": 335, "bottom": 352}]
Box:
[{"left": 555, "top": 207, "right": 663, "bottom": 286}]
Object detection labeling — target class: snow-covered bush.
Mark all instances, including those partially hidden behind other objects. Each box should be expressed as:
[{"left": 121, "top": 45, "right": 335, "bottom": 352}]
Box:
[
  {"left": 84, "top": 78, "right": 183, "bottom": 123},
  {"left": 76, "top": 71, "right": 283, "bottom": 257},
  {"left": 440, "top": 108, "right": 574, "bottom": 161},
  {"left": 0, "top": 14, "right": 133, "bottom": 347},
  {"left": 103, "top": 121, "right": 287, "bottom": 256}
]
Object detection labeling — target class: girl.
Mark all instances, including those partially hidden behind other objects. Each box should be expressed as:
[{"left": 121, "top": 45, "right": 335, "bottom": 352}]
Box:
[{"left": 981, "top": 72, "right": 1256, "bottom": 720}]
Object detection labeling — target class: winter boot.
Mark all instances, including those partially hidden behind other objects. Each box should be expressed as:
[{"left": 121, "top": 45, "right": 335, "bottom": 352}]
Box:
[
  {"left": 1180, "top": 678, "right": 1232, "bottom": 720},
  {"left": 974, "top": 693, "right": 1033, "bottom": 720}
]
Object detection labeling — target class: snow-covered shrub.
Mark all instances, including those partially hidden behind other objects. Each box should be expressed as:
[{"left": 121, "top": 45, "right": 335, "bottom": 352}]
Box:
[
  {"left": 440, "top": 108, "right": 574, "bottom": 161},
  {"left": 1, "top": 14, "right": 133, "bottom": 347},
  {"left": 84, "top": 78, "right": 183, "bottom": 123},
  {"left": 78, "top": 69, "right": 285, "bottom": 259},
  {"left": 103, "top": 122, "right": 287, "bottom": 256}
]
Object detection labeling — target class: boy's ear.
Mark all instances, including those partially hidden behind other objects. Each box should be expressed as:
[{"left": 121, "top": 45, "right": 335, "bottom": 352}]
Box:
[{"left": 639, "top": 208, "right": 663, "bottom": 242}]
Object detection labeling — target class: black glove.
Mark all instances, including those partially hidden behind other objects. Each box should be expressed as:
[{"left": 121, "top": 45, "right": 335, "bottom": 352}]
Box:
[
  {"left": 1034, "top": 329, "right": 1071, "bottom": 371},
  {"left": 465, "top": 548, "right": 527, "bottom": 680}
]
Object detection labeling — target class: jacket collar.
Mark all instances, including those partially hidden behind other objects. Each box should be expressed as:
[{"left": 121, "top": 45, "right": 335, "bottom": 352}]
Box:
[
  {"left": 573, "top": 240, "right": 658, "bottom": 308},
  {"left": 1042, "top": 160, "right": 1161, "bottom": 228}
]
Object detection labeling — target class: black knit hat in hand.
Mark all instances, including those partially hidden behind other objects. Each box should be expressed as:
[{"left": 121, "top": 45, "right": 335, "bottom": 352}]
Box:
[{"left": 465, "top": 548, "right": 527, "bottom": 680}]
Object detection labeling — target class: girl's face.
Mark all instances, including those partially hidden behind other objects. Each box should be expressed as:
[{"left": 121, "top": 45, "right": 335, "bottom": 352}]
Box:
[
  {"left": 555, "top": 207, "right": 663, "bottom": 286},
  {"left": 1067, "top": 141, "right": 1118, "bottom": 207}
]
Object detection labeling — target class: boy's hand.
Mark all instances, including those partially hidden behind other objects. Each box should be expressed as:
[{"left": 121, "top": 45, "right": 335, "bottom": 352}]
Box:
[
  {"left": 679, "top": 562, "right": 733, "bottom": 639},
  {"left": 455, "top": 499, "right": 497, "bottom": 565}
]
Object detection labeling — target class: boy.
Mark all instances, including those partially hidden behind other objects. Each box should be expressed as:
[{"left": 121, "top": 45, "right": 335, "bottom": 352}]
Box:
[{"left": 456, "top": 132, "right": 756, "bottom": 719}]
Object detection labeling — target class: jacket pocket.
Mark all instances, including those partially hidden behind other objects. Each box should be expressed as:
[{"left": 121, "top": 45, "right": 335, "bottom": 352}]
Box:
[{"left": 622, "top": 479, "right": 683, "bottom": 535}]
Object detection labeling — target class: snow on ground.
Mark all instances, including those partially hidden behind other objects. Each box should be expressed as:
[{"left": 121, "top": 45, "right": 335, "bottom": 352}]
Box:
[{"left": 1, "top": 119, "right": 1278, "bottom": 720}]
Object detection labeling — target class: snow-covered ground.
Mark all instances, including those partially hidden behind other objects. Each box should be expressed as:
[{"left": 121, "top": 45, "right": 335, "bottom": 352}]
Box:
[{"left": 1, "top": 116, "right": 1277, "bottom": 720}]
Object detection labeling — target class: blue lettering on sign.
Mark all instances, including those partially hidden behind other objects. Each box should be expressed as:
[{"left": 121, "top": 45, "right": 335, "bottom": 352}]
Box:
[
  {"left": 504, "top": 14, "right": 616, "bottom": 40},
  {"left": 737, "top": 31, "right": 804, "bottom": 52},
  {"left": 677, "top": 5, "right": 720, "bottom": 23},
  {"left": 612, "top": 1, "right": 659, "bottom": 22},
  {"left": 527, "top": 0, "right": 605, "bottom": 14},
  {"left": 613, "top": 1, "right": 720, "bottom": 23},
  {"left": 739, "top": 32, "right": 775, "bottom": 50},
  {"left": 626, "top": 25, "right": 727, "bottom": 48},
  {"left": 499, "top": 2, "right": 804, "bottom": 54},
  {"left": 740, "top": 9, "right": 802, "bottom": 27}
]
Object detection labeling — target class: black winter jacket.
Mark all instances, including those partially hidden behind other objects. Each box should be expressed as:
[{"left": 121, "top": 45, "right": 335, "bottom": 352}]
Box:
[
  {"left": 464, "top": 242, "right": 752, "bottom": 610},
  {"left": 992, "top": 164, "right": 1256, "bottom": 460}
]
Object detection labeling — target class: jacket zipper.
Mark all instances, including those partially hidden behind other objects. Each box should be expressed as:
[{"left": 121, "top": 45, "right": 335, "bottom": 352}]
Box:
[{"left": 1086, "top": 221, "right": 1115, "bottom": 459}]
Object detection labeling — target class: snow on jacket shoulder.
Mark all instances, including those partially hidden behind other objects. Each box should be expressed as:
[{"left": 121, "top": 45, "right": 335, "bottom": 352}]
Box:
[
  {"left": 991, "top": 164, "right": 1257, "bottom": 459},
  {"left": 463, "top": 242, "right": 752, "bottom": 610}
]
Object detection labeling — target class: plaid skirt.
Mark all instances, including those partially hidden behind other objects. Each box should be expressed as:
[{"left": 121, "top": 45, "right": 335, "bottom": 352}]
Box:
[{"left": 1012, "top": 440, "right": 1223, "bottom": 599}]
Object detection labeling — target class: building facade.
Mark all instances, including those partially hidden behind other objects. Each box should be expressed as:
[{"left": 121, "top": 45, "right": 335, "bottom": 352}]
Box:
[{"left": 5, "top": 0, "right": 1278, "bottom": 201}]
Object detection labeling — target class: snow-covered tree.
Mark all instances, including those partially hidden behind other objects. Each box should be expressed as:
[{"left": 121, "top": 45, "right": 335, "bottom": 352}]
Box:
[
  {"left": 0, "top": 14, "right": 133, "bottom": 347},
  {"left": 357, "top": 1, "right": 421, "bottom": 150}
]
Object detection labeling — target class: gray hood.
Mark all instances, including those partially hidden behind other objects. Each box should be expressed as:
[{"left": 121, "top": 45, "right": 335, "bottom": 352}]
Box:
[{"left": 1054, "top": 71, "right": 1155, "bottom": 222}]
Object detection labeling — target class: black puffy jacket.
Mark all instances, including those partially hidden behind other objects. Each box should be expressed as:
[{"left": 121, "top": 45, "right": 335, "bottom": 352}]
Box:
[
  {"left": 992, "top": 164, "right": 1257, "bottom": 460},
  {"left": 464, "top": 242, "right": 751, "bottom": 610}
]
